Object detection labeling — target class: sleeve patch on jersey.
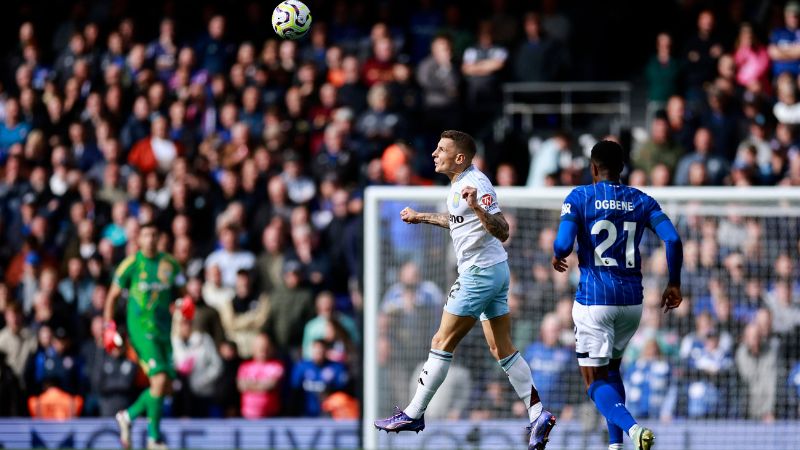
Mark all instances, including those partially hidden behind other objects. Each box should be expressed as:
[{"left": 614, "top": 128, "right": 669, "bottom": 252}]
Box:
[
  {"left": 480, "top": 193, "right": 495, "bottom": 208},
  {"left": 561, "top": 203, "right": 572, "bottom": 216}
]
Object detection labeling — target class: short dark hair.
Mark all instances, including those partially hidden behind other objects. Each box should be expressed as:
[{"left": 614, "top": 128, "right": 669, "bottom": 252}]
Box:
[
  {"left": 590, "top": 140, "right": 625, "bottom": 175},
  {"left": 5, "top": 301, "right": 22, "bottom": 316},
  {"left": 140, "top": 222, "right": 159, "bottom": 232},
  {"left": 440, "top": 130, "right": 476, "bottom": 158}
]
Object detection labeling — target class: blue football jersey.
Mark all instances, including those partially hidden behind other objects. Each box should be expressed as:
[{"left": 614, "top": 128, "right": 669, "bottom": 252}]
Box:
[{"left": 559, "top": 181, "right": 668, "bottom": 305}]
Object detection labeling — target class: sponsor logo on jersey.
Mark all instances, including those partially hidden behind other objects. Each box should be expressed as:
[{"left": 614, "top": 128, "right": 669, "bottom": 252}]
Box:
[
  {"left": 158, "top": 260, "right": 172, "bottom": 283},
  {"left": 138, "top": 281, "right": 171, "bottom": 293},
  {"left": 561, "top": 203, "right": 572, "bottom": 216},
  {"left": 449, "top": 214, "right": 464, "bottom": 224},
  {"left": 480, "top": 194, "right": 494, "bottom": 208}
]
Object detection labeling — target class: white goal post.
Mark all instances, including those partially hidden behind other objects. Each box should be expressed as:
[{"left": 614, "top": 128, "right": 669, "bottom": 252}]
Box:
[{"left": 363, "top": 186, "right": 800, "bottom": 450}]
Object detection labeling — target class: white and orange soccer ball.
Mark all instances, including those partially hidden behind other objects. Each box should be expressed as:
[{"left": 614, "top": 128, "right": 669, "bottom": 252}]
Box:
[{"left": 271, "top": 0, "right": 312, "bottom": 40}]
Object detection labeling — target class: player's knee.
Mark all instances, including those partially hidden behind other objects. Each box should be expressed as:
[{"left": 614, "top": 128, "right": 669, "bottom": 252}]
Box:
[
  {"left": 149, "top": 373, "right": 168, "bottom": 396},
  {"left": 430, "top": 333, "right": 446, "bottom": 350},
  {"left": 431, "top": 331, "right": 458, "bottom": 352},
  {"left": 487, "top": 344, "right": 499, "bottom": 360}
]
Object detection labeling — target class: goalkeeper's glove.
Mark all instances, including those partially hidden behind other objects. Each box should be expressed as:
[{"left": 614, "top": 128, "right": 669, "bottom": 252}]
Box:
[
  {"left": 176, "top": 295, "right": 196, "bottom": 321},
  {"left": 103, "top": 320, "right": 122, "bottom": 353}
]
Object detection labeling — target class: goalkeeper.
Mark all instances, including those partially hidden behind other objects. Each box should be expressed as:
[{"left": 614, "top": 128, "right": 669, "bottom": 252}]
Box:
[{"left": 103, "top": 222, "right": 194, "bottom": 450}]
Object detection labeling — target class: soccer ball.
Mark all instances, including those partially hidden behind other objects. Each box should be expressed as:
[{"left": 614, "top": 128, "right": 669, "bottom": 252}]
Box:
[{"left": 271, "top": 0, "right": 312, "bottom": 40}]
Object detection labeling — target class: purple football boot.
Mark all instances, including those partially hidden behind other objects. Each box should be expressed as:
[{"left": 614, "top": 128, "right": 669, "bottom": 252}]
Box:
[
  {"left": 374, "top": 407, "right": 425, "bottom": 433},
  {"left": 527, "top": 411, "right": 557, "bottom": 450}
]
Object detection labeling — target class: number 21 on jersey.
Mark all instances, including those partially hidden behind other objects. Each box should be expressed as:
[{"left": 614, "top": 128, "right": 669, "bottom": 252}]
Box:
[{"left": 591, "top": 220, "right": 636, "bottom": 268}]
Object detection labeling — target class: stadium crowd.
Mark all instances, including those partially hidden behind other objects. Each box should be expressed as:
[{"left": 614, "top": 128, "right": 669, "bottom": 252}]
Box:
[{"left": 0, "top": 0, "right": 798, "bottom": 424}]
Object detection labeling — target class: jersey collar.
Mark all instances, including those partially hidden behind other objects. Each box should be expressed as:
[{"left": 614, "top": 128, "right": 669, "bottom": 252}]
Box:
[
  {"left": 596, "top": 180, "right": 621, "bottom": 186},
  {"left": 454, "top": 165, "right": 473, "bottom": 183}
]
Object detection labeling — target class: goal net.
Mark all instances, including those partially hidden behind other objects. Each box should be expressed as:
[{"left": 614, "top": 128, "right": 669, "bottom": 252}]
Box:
[{"left": 363, "top": 186, "right": 800, "bottom": 450}]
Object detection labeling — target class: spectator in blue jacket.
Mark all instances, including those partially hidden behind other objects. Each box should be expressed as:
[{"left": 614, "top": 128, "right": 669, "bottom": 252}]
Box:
[
  {"left": 290, "top": 339, "right": 349, "bottom": 417},
  {"left": 523, "top": 313, "right": 572, "bottom": 414}
]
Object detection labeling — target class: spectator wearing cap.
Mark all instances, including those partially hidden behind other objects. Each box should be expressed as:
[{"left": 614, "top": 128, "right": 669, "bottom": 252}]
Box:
[
  {"left": 675, "top": 127, "right": 730, "bottom": 185},
  {"left": 769, "top": 1, "right": 800, "bottom": 78},
  {"left": 219, "top": 270, "right": 269, "bottom": 359},
  {"left": 204, "top": 225, "right": 255, "bottom": 288},
  {"left": 262, "top": 260, "right": 315, "bottom": 353},
  {"left": 128, "top": 115, "right": 184, "bottom": 174},
  {"left": 0, "top": 302, "right": 37, "bottom": 384}
]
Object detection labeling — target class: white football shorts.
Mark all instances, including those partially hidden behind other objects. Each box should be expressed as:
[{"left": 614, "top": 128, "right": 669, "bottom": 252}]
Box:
[{"left": 572, "top": 302, "right": 643, "bottom": 367}]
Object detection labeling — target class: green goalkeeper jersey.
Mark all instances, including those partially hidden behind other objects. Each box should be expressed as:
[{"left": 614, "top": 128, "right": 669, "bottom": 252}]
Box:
[{"left": 113, "top": 251, "right": 186, "bottom": 336}]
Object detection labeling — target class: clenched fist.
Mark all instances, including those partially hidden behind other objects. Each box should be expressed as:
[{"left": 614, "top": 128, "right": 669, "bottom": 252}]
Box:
[
  {"left": 461, "top": 186, "right": 478, "bottom": 209},
  {"left": 400, "top": 207, "right": 421, "bottom": 224},
  {"left": 661, "top": 284, "right": 683, "bottom": 313}
]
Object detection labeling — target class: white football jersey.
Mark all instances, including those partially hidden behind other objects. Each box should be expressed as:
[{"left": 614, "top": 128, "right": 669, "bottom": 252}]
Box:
[{"left": 447, "top": 165, "right": 508, "bottom": 273}]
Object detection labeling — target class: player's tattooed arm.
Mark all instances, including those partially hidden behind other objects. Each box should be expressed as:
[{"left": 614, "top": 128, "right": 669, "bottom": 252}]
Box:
[
  {"left": 461, "top": 186, "right": 510, "bottom": 242},
  {"left": 400, "top": 207, "right": 450, "bottom": 228},
  {"left": 474, "top": 208, "right": 510, "bottom": 242}
]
